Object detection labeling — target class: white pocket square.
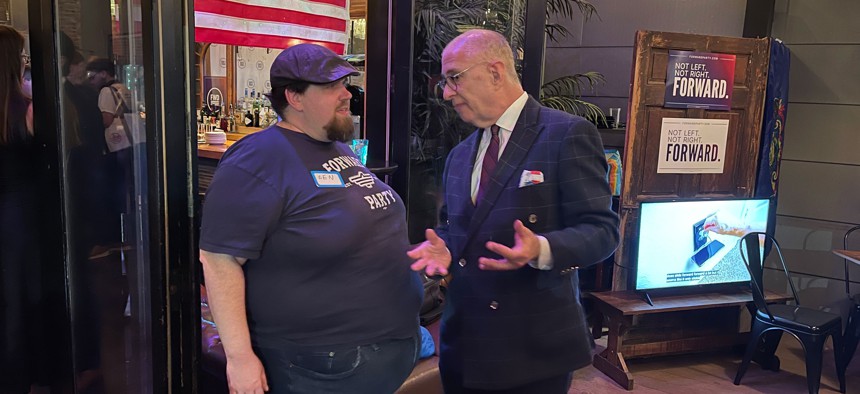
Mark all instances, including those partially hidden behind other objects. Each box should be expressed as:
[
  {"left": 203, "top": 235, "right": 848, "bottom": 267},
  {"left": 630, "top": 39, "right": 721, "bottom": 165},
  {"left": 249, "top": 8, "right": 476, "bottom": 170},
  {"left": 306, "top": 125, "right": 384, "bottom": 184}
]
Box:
[{"left": 519, "top": 170, "right": 544, "bottom": 188}]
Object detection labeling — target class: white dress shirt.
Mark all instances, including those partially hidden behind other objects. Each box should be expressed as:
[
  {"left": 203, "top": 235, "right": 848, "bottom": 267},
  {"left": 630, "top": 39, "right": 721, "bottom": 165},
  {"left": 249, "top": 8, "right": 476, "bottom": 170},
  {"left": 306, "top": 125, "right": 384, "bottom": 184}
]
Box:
[{"left": 469, "top": 92, "right": 554, "bottom": 270}]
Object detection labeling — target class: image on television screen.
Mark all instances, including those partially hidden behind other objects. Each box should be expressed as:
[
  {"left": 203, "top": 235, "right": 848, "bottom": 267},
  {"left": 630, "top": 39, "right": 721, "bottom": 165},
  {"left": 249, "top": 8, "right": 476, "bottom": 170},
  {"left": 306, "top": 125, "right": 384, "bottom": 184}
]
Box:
[{"left": 635, "top": 198, "right": 770, "bottom": 291}]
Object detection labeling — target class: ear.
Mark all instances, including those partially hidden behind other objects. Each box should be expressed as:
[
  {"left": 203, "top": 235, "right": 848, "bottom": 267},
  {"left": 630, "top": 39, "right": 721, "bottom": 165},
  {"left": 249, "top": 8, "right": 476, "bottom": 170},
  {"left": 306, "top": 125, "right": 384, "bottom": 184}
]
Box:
[
  {"left": 285, "top": 89, "right": 304, "bottom": 111},
  {"left": 488, "top": 61, "right": 503, "bottom": 84}
]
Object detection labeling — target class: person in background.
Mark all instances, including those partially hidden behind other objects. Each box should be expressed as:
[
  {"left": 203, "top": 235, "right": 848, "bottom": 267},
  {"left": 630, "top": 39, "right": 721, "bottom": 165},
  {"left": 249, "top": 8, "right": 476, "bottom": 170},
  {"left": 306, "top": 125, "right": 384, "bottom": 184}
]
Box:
[
  {"left": 199, "top": 43, "right": 422, "bottom": 394},
  {"left": 64, "top": 38, "right": 147, "bottom": 394},
  {"left": 86, "top": 58, "right": 131, "bottom": 143},
  {"left": 408, "top": 29, "right": 620, "bottom": 393},
  {"left": 0, "top": 25, "right": 39, "bottom": 394},
  {"left": 84, "top": 57, "right": 130, "bottom": 255},
  {"left": 65, "top": 53, "right": 102, "bottom": 139}
]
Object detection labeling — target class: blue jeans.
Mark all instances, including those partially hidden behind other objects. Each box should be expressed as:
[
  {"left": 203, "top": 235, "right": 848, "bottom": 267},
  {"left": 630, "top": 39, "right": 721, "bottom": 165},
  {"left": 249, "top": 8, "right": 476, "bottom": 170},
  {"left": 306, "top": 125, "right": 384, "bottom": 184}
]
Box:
[{"left": 256, "top": 332, "right": 419, "bottom": 394}]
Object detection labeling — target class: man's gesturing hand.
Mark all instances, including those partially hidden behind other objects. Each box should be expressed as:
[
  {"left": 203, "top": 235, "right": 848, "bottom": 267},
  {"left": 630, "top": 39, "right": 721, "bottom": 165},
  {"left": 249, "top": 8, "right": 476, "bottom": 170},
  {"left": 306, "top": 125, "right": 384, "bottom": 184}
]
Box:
[
  {"left": 479, "top": 220, "right": 540, "bottom": 270},
  {"left": 408, "top": 229, "right": 452, "bottom": 276}
]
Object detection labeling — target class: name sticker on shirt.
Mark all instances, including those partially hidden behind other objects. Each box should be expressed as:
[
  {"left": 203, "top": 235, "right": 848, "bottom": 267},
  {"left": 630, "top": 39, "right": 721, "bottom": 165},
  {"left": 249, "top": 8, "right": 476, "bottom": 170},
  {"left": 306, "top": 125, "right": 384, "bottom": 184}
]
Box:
[{"left": 311, "top": 171, "right": 345, "bottom": 188}]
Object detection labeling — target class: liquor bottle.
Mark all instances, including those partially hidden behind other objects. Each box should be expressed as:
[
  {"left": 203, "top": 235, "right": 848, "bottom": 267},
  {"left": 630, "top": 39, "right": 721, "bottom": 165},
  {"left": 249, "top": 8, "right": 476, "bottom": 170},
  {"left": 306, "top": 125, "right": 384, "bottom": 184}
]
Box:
[
  {"left": 252, "top": 92, "right": 261, "bottom": 127},
  {"left": 244, "top": 107, "right": 254, "bottom": 127},
  {"left": 234, "top": 102, "right": 242, "bottom": 126},
  {"left": 227, "top": 104, "right": 236, "bottom": 132},
  {"left": 262, "top": 94, "right": 271, "bottom": 112},
  {"left": 261, "top": 95, "right": 271, "bottom": 126}
]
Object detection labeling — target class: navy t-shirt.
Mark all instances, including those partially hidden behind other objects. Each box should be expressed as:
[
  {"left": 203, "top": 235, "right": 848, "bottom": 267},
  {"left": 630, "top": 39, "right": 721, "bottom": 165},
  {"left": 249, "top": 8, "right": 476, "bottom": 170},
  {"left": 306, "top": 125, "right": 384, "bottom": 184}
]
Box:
[{"left": 200, "top": 126, "right": 422, "bottom": 348}]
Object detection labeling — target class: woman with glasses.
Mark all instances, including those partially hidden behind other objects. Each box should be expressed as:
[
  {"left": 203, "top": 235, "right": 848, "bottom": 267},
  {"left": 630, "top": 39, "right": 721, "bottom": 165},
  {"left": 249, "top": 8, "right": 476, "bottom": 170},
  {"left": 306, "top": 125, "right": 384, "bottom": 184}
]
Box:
[{"left": 0, "top": 25, "right": 41, "bottom": 394}]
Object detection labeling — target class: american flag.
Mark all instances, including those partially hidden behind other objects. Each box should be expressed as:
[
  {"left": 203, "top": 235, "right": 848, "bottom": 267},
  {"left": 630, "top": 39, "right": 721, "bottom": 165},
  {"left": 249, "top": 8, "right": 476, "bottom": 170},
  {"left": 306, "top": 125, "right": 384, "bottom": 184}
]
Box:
[{"left": 194, "top": 0, "right": 349, "bottom": 53}]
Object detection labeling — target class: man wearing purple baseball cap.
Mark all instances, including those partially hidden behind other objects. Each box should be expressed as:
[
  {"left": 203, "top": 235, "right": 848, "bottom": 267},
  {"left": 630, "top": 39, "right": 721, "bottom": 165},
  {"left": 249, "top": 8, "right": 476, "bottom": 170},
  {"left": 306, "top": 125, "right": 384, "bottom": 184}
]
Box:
[{"left": 200, "top": 43, "right": 423, "bottom": 393}]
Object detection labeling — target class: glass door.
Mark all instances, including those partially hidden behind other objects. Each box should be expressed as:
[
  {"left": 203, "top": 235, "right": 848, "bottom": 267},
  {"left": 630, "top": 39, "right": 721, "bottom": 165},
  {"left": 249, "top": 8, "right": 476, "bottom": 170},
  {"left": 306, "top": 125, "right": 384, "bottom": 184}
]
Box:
[
  {"left": 55, "top": 0, "right": 154, "bottom": 391},
  {"left": 48, "top": 0, "right": 198, "bottom": 390}
]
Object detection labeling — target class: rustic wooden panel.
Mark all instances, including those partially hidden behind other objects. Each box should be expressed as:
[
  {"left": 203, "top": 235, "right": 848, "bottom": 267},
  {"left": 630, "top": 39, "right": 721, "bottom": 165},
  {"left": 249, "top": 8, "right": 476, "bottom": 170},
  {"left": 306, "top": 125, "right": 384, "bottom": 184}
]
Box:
[
  {"left": 623, "top": 307, "right": 741, "bottom": 358},
  {"left": 696, "top": 111, "right": 745, "bottom": 196},
  {"left": 350, "top": 0, "right": 366, "bottom": 19},
  {"left": 637, "top": 108, "right": 685, "bottom": 197},
  {"left": 589, "top": 288, "right": 787, "bottom": 316},
  {"left": 616, "top": 31, "right": 770, "bottom": 290},
  {"left": 226, "top": 46, "right": 235, "bottom": 110},
  {"left": 622, "top": 334, "right": 744, "bottom": 358},
  {"left": 614, "top": 207, "right": 640, "bottom": 288},
  {"left": 628, "top": 100, "right": 753, "bottom": 199}
]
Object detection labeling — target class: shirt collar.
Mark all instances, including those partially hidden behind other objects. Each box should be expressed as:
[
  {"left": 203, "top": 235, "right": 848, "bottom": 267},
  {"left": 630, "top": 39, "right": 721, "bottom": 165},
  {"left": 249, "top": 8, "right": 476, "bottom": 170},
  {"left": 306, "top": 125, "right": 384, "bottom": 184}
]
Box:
[{"left": 493, "top": 92, "right": 529, "bottom": 132}]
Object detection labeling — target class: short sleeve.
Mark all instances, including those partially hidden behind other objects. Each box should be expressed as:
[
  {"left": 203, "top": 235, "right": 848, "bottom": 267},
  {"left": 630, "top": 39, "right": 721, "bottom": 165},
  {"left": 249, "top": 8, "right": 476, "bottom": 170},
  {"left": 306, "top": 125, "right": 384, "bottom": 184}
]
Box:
[
  {"left": 97, "top": 87, "right": 116, "bottom": 114},
  {"left": 199, "top": 163, "right": 283, "bottom": 260}
]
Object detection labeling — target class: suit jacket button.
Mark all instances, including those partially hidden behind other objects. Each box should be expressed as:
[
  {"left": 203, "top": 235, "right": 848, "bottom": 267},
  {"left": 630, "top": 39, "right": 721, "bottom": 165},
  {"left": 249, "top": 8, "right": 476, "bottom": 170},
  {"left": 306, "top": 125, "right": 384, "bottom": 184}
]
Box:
[
  {"left": 528, "top": 214, "right": 538, "bottom": 223},
  {"left": 459, "top": 258, "right": 467, "bottom": 267},
  {"left": 489, "top": 301, "right": 499, "bottom": 310}
]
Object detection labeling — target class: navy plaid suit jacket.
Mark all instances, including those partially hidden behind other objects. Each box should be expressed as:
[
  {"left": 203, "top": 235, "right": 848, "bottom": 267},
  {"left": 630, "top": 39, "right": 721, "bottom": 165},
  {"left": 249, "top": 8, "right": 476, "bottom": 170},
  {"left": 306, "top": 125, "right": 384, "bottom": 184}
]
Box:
[{"left": 436, "top": 96, "right": 620, "bottom": 390}]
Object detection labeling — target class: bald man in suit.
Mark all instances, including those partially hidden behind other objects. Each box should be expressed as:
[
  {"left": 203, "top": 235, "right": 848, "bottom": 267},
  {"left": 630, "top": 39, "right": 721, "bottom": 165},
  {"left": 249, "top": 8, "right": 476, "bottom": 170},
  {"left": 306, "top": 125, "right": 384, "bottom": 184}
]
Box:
[{"left": 408, "top": 29, "right": 620, "bottom": 393}]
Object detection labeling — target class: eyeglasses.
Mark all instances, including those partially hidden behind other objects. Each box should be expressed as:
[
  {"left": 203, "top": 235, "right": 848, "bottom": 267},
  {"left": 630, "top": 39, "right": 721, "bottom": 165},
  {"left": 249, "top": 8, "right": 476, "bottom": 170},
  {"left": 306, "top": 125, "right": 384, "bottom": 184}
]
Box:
[{"left": 436, "top": 62, "right": 485, "bottom": 93}]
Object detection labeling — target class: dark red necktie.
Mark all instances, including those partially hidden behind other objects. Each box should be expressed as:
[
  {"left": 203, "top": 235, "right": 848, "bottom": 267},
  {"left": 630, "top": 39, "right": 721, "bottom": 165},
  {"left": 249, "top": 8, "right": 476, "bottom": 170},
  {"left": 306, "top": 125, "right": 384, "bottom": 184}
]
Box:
[{"left": 477, "top": 125, "right": 500, "bottom": 204}]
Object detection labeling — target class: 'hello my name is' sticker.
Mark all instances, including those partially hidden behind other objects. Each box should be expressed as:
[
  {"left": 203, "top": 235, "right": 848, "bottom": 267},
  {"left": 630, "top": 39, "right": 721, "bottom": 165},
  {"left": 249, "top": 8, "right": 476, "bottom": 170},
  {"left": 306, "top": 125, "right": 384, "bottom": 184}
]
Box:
[{"left": 311, "top": 171, "right": 345, "bottom": 188}]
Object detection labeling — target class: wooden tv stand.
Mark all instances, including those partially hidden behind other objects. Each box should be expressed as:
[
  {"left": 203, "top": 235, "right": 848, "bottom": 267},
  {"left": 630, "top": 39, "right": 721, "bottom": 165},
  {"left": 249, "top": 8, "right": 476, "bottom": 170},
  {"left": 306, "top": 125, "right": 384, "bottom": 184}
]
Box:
[{"left": 588, "top": 288, "right": 791, "bottom": 390}]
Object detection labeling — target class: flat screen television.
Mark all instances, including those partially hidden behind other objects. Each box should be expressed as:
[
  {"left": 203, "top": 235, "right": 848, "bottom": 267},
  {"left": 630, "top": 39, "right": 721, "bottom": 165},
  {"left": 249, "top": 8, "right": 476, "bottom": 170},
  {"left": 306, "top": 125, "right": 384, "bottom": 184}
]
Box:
[{"left": 634, "top": 198, "right": 772, "bottom": 292}]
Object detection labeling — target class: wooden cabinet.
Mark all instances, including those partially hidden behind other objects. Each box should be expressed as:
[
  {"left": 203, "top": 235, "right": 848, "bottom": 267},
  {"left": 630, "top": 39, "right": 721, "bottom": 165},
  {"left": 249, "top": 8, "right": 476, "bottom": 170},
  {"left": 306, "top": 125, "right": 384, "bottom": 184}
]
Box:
[
  {"left": 614, "top": 31, "right": 770, "bottom": 290},
  {"left": 622, "top": 31, "right": 769, "bottom": 204}
]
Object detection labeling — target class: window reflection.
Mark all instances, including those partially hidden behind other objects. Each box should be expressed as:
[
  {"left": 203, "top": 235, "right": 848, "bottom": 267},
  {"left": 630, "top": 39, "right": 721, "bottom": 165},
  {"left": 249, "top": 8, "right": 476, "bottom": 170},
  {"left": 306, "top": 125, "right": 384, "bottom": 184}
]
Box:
[{"left": 57, "top": 0, "right": 152, "bottom": 391}]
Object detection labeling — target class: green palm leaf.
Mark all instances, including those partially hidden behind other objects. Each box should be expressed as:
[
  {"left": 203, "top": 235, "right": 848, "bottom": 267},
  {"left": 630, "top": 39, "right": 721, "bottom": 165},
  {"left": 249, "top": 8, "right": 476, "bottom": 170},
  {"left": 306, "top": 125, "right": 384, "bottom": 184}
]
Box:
[{"left": 411, "top": 0, "right": 607, "bottom": 160}]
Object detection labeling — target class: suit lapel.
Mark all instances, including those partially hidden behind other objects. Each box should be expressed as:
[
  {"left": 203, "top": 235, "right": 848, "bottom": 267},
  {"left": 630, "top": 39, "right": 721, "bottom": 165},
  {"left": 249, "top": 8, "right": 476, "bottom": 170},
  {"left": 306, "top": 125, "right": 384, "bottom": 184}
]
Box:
[
  {"left": 457, "top": 129, "right": 481, "bottom": 212},
  {"left": 448, "top": 131, "right": 479, "bottom": 258},
  {"left": 465, "top": 97, "right": 543, "bottom": 243}
]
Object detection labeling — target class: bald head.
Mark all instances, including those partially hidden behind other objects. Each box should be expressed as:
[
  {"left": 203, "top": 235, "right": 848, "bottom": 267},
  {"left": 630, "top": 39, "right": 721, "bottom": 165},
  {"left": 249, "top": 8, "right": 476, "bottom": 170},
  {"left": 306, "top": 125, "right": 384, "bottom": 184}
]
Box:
[
  {"left": 439, "top": 29, "right": 525, "bottom": 127},
  {"left": 443, "top": 29, "right": 520, "bottom": 84}
]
